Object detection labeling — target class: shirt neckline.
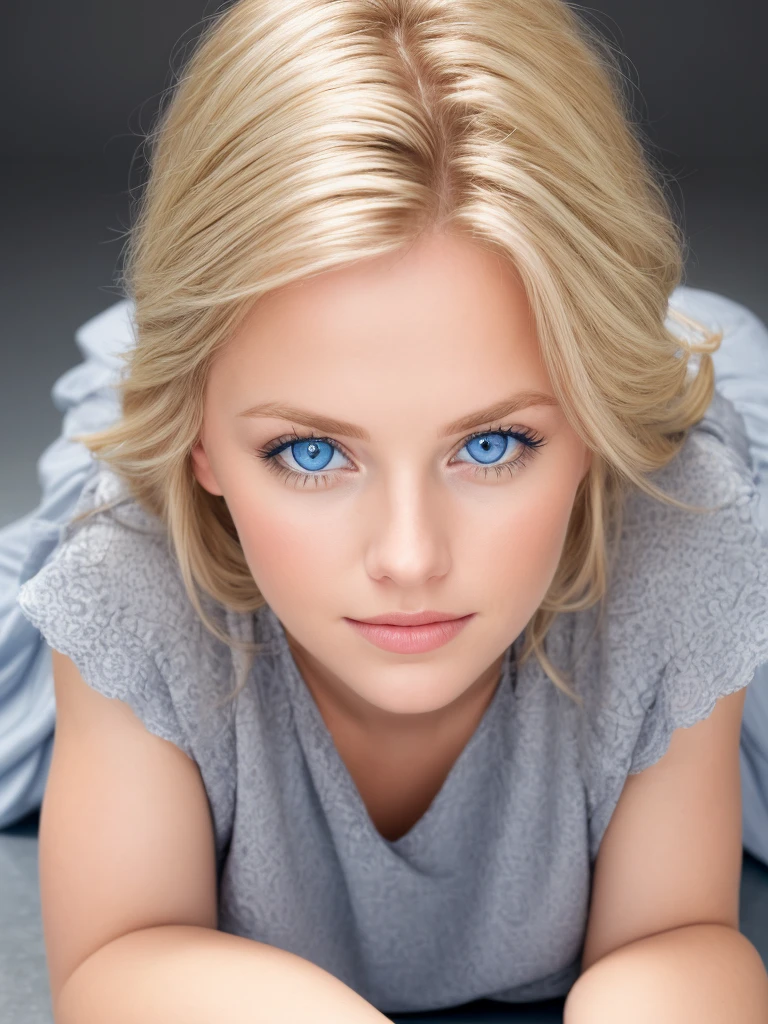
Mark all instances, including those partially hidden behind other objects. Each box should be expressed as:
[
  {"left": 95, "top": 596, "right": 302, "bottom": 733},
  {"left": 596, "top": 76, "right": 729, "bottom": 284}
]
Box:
[{"left": 258, "top": 603, "right": 517, "bottom": 852}]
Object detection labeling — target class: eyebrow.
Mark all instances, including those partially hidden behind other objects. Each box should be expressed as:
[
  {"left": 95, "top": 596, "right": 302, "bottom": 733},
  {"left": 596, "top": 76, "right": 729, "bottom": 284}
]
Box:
[{"left": 237, "top": 389, "right": 559, "bottom": 441}]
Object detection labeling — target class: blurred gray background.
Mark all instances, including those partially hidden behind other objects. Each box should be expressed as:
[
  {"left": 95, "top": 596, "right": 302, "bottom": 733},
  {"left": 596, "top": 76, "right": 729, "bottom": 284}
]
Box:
[{"left": 1, "top": 0, "right": 766, "bottom": 529}]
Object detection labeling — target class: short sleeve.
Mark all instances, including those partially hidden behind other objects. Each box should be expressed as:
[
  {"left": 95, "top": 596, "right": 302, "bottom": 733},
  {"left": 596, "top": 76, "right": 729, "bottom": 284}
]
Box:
[
  {"left": 16, "top": 467, "right": 195, "bottom": 760},
  {"left": 578, "top": 389, "right": 768, "bottom": 859},
  {"left": 628, "top": 406, "right": 768, "bottom": 776}
]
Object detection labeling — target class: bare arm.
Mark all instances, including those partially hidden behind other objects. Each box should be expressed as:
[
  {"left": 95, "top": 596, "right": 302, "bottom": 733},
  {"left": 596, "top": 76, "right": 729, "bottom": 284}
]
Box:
[
  {"left": 56, "top": 924, "right": 392, "bottom": 1024},
  {"left": 564, "top": 923, "right": 768, "bottom": 1024},
  {"left": 45, "top": 654, "right": 390, "bottom": 1023}
]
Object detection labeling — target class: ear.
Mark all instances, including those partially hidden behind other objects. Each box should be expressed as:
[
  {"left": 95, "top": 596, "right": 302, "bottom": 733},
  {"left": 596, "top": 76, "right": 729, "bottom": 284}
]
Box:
[{"left": 190, "top": 438, "right": 224, "bottom": 496}]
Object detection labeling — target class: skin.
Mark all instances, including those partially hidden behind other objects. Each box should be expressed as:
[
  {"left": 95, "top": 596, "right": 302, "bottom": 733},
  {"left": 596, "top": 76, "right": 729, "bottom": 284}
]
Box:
[{"left": 191, "top": 229, "right": 592, "bottom": 772}]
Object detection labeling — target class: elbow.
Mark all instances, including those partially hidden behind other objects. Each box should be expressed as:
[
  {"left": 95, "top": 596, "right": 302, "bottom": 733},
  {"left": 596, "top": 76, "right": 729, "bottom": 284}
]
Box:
[{"left": 565, "top": 925, "right": 768, "bottom": 1024}]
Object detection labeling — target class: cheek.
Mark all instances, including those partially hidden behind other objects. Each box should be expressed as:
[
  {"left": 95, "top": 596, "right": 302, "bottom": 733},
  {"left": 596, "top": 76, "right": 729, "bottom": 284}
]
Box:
[
  {"left": 479, "top": 464, "right": 579, "bottom": 605},
  {"left": 226, "top": 492, "right": 344, "bottom": 602}
]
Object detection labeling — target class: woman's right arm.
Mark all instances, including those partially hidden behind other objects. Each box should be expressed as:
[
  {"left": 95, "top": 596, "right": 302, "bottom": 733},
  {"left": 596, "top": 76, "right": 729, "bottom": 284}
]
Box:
[
  {"left": 46, "top": 649, "right": 389, "bottom": 1024},
  {"left": 56, "top": 925, "right": 391, "bottom": 1024}
]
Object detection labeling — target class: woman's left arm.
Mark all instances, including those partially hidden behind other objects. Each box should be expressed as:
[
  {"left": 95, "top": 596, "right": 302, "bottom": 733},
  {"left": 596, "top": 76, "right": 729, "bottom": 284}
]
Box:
[
  {"left": 568, "top": 686, "right": 768, "bottom": 1021},
  {"left": 564, "top": 922, "right": 768, "bottom": 1023}
]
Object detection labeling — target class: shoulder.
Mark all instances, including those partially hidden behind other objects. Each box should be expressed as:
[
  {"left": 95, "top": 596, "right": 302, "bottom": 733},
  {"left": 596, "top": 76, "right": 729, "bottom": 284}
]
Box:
[
  {"left": 19, "top": 464, "right": 212, "bottom": 652},
  {"left": 612, "top": 387, "right": 762, "bottom": 625},
  {"left": 16, "top": 465, "right": 236, "bottom": 758},
  {"left": 574, "top": 387, "right": 768, "bottom": 859}
]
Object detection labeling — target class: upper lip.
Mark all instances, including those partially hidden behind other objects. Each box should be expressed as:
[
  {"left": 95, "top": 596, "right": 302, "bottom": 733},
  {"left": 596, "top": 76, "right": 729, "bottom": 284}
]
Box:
[{"left": 350, "top": 610, "right": 470, "bottom": 626}]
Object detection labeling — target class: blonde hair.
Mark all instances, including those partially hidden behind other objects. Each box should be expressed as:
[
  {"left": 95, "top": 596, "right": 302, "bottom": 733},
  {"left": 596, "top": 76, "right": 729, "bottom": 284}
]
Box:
[{"left": 71, "top": 0, "right": 726, "bottom": 708}]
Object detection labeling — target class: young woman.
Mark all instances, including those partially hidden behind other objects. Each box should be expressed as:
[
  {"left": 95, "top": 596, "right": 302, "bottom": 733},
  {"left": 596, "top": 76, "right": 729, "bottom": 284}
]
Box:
[{"left": 4, "top": 1, "right": 768, "bottom": 1020}]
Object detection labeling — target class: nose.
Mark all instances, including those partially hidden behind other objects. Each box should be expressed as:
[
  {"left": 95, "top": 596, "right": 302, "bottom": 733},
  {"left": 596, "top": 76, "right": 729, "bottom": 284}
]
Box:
[{"left": 362, "top": 473, "right": 451, "bottom": 587}]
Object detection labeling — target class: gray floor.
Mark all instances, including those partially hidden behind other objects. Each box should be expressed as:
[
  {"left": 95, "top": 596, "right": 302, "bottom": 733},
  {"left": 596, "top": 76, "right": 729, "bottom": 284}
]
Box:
[{"left": 2, "top": 163, "right": 768, "bottom": 1020}]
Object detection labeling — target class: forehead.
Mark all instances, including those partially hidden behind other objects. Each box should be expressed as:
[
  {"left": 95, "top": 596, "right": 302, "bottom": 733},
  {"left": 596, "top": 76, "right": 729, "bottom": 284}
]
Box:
[{"left": 210, "top": 232, "right": 551, "bottom": 409}]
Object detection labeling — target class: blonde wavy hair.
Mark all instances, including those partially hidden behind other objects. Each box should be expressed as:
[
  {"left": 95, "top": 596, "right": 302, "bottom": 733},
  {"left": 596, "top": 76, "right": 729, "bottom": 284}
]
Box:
[{"left": 71, "top": 0, "right": 726, "bottom": 708}]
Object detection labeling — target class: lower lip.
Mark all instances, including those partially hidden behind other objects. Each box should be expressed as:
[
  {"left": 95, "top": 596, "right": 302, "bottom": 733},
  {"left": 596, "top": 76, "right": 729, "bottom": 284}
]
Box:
[{"left": 344, "top": 614, "right": 475, "bottom": 653}]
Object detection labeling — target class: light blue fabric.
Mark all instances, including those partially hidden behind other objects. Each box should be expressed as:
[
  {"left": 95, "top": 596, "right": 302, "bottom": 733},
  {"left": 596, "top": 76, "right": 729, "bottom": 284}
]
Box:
[
  {"left": 2, "top": 285, "right": 768, "bottom": 881},
  {"left": 0, "top": 302, "right": 129, "bottom": 828}
]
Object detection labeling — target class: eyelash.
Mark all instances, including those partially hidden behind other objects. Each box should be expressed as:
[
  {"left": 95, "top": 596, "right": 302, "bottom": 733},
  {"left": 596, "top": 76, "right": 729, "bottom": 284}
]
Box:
[{"left": 254, "top": 424, "right": 547, "bottom": 489}]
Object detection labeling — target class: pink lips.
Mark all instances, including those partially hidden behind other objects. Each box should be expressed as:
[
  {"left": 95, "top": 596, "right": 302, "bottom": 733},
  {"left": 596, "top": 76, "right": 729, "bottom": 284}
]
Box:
[{"left": 344, "top": 614, "right": 475, "bottom": 653}]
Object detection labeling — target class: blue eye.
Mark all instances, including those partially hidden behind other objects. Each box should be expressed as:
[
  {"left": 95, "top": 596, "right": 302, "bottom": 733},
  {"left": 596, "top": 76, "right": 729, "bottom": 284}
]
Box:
[{"left": 255, "top": 425, "right": 547, "bottom": 488}]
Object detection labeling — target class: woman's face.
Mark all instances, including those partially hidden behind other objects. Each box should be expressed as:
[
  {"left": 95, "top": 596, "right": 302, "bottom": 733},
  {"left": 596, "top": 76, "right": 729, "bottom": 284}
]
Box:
[{"left": 192, "top": 231, "right": 591, "bottom": 742}]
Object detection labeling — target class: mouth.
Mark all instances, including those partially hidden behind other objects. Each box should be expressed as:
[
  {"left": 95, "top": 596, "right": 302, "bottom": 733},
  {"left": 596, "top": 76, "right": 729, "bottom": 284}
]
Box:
[
  {"left": 344, "top": 613, "right": 475, "bottom": 654},
  {"left": 351, "top": 610, "right": 469, "bottom": 626}
]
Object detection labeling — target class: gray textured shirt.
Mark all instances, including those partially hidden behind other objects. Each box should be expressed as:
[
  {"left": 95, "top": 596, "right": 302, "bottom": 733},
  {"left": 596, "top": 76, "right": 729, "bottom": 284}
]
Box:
[{"left": 17, "top": 386, "right": 768, "bottom": 1014}]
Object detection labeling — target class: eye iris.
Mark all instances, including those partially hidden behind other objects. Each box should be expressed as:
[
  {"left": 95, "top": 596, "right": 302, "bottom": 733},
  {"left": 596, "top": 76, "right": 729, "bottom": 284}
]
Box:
[
  {"left": 467, "top": 433, "right": 509, "bottom": 465},
  {"left": 293, "top": 439, "right": 334, "bottom": 471}
]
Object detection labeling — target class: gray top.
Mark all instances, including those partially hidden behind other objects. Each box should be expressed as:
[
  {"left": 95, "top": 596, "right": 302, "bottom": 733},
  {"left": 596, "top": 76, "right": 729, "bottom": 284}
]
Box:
[{"left": 17, "top": 386, "right": 768, "bottom": 1014}]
